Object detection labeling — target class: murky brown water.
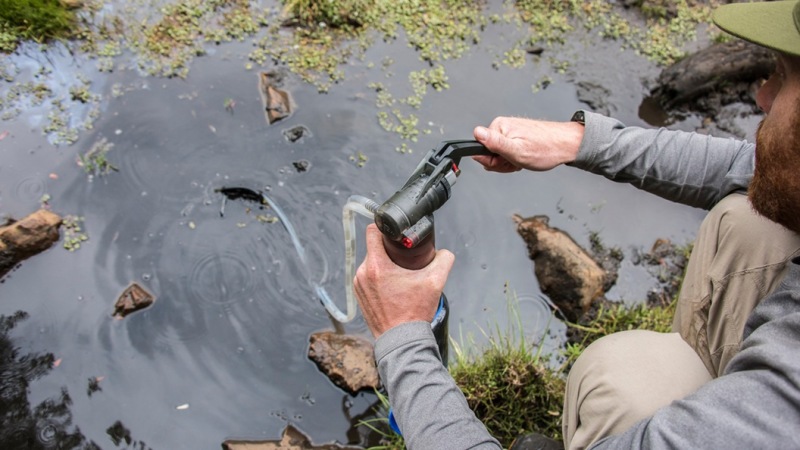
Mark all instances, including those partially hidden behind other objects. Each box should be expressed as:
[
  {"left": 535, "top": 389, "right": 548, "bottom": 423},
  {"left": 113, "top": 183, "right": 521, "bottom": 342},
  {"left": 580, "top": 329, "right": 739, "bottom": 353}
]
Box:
[{"left": 0, "top": 2, "right": 758, "bottom": 448}]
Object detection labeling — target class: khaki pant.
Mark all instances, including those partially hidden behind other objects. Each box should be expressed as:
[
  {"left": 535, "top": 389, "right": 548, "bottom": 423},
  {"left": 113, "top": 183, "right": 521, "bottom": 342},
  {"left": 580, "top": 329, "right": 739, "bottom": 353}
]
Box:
[{"left": 563, "top": 194, "right": 800, "bottom": 450}]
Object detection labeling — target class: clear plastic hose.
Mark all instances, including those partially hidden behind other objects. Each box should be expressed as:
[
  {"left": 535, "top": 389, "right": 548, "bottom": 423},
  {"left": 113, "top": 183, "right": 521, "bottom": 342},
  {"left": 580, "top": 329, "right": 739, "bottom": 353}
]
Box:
[
  {"left": 264, "top": 193, "right": 378, "bottom": 323},
  {"left": 340, "top": 195, "right": 380, "bottom": 322}
]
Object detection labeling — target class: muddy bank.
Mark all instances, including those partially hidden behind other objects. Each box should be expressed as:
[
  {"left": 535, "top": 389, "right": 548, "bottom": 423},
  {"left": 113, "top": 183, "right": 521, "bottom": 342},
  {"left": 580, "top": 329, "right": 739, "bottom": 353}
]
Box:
[
  {"left": 514, "top": 212, "right": 686, "bottom": 327},
  {"left": 650, "top": 40, "right": 773, "bottom": 119}
]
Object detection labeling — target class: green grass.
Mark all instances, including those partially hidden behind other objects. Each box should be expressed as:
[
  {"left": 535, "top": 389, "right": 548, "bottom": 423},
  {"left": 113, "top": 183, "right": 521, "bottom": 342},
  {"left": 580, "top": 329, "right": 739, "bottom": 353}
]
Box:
[
  {"left": 561, "top": 299, "right": 676, "bottom": 370},
  {"left": 0, "top": 0, "right": 78, "bottom": 51},
  {"left": 450, "top": 328, "right": 566, "bottom": 446},
  {"left": 363, "top": 289, "right": 679, "bottom": 449},
  {"left": 360, "top": 390, "right": 406, "bottom": 450}
]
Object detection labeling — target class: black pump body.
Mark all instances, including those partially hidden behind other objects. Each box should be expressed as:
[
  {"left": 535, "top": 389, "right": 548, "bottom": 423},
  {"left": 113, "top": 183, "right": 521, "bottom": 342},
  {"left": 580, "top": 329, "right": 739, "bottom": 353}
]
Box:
[{"left": 374, "top": 140, "right": 491, "bottom": 249}]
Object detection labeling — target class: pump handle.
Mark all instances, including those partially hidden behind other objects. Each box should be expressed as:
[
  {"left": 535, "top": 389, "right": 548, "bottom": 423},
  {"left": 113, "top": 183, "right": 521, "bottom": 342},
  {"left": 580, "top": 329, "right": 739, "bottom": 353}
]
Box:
[{"left": 429, "top": 140, "right": 492, "bottom": 166}]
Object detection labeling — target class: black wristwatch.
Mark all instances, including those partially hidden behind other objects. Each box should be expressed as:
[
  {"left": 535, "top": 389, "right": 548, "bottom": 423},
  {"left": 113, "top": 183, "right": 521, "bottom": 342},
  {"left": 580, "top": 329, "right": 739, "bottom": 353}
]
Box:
[{"left": 570, "top": 110, "right": 585, "bottom": 125}]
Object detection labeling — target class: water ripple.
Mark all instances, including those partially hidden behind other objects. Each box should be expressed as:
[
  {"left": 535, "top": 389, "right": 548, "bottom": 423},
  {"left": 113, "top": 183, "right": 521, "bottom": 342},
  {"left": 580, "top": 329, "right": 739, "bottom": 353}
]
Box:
[
  {"left": 13, "top": 175, "right": 47, "bottom": 203},
  {"left": 514, "top": 292, "right": 556, "bottom": 339},
  {"left": 114, "top": 141, "right": 197, "bottom": 200},
  {"left": 189, "top": 251, "right": 256, "bottom": 306},
  {"left": 35, "top": 419, "right": 58, "bottom": 448}
]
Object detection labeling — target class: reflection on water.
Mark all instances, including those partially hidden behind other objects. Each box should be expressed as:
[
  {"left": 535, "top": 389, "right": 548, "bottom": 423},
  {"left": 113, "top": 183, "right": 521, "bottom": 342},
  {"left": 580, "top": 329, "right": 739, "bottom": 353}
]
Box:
[
  {"left": 106, "top": 421, "right": 152, "bottom": 449},
  {"left": 0, "top": 312, "right": 94, "bottom": 449}
]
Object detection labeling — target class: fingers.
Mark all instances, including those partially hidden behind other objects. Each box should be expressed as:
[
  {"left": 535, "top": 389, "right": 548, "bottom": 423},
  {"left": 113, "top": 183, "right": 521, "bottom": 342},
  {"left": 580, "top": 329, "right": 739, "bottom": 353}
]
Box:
[{"left": 472, "top": 154, "right": 521, "bottom": 173}]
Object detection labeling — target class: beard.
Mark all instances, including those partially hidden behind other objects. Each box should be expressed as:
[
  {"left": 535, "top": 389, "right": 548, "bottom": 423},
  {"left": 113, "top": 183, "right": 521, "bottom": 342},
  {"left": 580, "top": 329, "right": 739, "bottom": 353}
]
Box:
[{"left": 748, "top": 107, "right": 800, "bottom": 235}]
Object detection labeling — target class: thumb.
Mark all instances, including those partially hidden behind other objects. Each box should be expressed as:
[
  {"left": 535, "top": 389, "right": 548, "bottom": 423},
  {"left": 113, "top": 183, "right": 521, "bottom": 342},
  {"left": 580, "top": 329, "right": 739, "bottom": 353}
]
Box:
[
  {"left": 364, "top": 223, "right": 390, "bottom": 261},
  {"left": 474, "top": 126, "right": 512, "bottom": 154},
  {"left": 428, "top": 249, "right": 455, "bottom": 285}
]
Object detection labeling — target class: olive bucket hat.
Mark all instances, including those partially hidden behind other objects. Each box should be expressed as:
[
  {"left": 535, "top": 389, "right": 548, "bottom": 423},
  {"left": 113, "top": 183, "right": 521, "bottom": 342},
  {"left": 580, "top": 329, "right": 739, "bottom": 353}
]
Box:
[{"left": 713, "top": 0, "right": 800, "bottom": 56}]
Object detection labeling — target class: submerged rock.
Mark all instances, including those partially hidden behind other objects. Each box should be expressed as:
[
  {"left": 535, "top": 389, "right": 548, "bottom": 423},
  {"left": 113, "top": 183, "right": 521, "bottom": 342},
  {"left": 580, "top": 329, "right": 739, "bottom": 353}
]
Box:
[
  {"left": 0, "top": 209, "right": 62, "bottom": 279},
  {"left": 223, "top": 424, "right": 362, "bottom": 450},
  {"left": 293, "top": 160, "right": 311, "bottom": 172},
  {"left": 259, "top": 72, "right": 293, "bottom": 124},
  {"left": 307, "top": 331, "right": 379, "bottom": 395},
  {"left": 113, "top": 283, "right": 155, "bottom": 318},
  {"left": 283, "top": 125, "right": 311, "bottom": 143},
  {"left": 514, "top": 214, "right": 607, "bottom": 323},
  {"left": 217, "top": 187, "right": 266, "bottom": 204}
]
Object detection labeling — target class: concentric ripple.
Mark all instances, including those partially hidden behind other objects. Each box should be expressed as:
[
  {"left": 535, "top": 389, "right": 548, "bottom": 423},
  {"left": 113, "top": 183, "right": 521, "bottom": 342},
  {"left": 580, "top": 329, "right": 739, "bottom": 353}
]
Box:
[
  {"left": 189, "top": 251, "right": 256, "bottom": 306},
  {"left": 514, "top": 292, "right": 557, "bottom": 339},
  {"left": 34, "top": 419, "right": 59, "bottom": 448},
  {"left": 13, "top": 175, "right": 47, "bottom": 204}
]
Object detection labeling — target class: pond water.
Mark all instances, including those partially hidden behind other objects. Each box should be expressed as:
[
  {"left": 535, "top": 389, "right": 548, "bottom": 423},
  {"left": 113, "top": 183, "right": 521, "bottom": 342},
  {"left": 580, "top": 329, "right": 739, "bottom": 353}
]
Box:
[{"left": 0, "top": 3, "right": 757, "bottom": 448}]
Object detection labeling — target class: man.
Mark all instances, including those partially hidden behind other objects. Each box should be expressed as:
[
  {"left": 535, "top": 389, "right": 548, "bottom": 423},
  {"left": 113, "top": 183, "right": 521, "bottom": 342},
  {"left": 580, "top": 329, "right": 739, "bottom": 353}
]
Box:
[{"left": 353, "top": 1, "right": 800, "bottom": 448}]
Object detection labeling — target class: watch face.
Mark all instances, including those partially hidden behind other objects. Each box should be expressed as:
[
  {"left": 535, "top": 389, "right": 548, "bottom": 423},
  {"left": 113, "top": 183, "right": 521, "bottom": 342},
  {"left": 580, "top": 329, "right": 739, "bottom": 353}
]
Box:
[{"left": 571, "top": 111, "right": 585, "bottom": 124}]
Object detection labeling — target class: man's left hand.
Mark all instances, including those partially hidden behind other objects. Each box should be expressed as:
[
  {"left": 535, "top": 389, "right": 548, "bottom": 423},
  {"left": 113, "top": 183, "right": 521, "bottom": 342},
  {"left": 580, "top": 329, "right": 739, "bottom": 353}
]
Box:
[{"left": 353, "top": 224, "right": 455, "bottom": 338}]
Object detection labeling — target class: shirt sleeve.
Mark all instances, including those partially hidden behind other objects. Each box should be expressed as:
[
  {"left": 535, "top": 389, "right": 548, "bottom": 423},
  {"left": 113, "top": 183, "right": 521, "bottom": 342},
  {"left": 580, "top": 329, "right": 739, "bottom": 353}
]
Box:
[
  {"left": 375, "top": 321, "right": 502, "bottom": 450},
  {"left": 569, "top": 111, "right": 755, "bottom": 210}
]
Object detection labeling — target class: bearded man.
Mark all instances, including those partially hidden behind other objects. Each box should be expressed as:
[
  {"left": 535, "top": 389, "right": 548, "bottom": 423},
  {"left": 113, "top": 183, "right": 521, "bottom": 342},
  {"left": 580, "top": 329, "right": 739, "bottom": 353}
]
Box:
[{"left": 353, "top": 1, "right": 800, "bottom": 449}]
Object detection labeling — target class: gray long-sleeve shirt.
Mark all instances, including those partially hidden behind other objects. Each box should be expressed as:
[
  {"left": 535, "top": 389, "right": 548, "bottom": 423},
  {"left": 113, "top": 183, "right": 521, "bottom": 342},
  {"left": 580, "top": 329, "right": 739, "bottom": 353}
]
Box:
[
  {"left": 374, "top": 112, "right": 800, "bottom": 449},
  {"left": 570, "top": 112, "right": 754, "bottom": 209}
]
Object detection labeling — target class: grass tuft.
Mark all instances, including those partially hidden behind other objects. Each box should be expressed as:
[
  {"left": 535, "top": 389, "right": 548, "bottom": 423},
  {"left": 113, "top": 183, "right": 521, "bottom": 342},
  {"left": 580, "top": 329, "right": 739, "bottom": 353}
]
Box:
[
  {"left": 451, "top": 339, "right": 565, "bottom": 446},
  {"left": 0, "top": 0, "right": 77, "bottom": 51},
  {"left": 448, "top": 293, "right": 565, "bottom": 446}
]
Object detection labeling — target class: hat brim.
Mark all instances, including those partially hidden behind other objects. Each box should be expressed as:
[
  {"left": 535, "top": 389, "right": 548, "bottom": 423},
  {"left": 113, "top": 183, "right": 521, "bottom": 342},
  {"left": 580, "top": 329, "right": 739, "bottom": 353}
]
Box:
[{"left": 713, "top": 0, "right": 800, "bottom": 57}]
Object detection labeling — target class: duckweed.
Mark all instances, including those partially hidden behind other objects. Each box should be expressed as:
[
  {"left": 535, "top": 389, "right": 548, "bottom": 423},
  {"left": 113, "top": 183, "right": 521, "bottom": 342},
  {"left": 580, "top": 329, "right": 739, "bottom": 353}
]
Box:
[
  {"left": 0, "top": 0, "right": 714, "bottom": 145},
  {"left": 62, "top": 215, "right": 88, "bottom": 252}
]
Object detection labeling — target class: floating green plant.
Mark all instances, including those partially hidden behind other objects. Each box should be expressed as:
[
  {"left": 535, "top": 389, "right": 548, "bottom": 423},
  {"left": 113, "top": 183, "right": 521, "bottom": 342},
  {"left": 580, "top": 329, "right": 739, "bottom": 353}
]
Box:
[
  {"left": 78, "top": 138, "right": 117, "bottom": 176},
  {"left": 62, "top": 215, "right": 88, "bottom": 251}
]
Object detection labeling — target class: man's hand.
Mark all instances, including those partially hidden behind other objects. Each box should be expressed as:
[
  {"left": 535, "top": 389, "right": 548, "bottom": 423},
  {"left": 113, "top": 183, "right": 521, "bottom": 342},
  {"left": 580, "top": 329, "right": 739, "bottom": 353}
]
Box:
[
  {"left": 353, "top": 224, "right": 455, "bottom": 339},
  {"left": 472, "top": 116, "right": 585, "bottom": 172}
]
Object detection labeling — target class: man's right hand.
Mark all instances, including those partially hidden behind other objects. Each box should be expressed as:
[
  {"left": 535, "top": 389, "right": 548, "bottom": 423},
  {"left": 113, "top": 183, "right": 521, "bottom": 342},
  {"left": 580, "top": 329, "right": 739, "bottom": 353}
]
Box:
[{"left": 472, "top": 116, "right": 585, "bottom": 172}]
